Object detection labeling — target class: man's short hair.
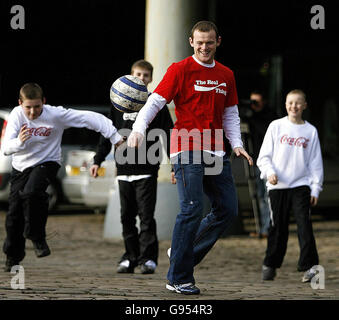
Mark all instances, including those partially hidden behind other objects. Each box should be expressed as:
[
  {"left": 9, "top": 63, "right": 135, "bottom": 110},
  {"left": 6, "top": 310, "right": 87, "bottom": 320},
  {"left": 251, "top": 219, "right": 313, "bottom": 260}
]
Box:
[
  {"left": 190, "top": 21, "right": 219, "bottom": 40},
  {"left": 250, "top": 90, "right": 266, "bottom": 100},
  {"left": 131, "top": 60, "right": 153, "bottom": 77},
  {"left": 19, "top": 83, "right": 44, "bottom": 101}
]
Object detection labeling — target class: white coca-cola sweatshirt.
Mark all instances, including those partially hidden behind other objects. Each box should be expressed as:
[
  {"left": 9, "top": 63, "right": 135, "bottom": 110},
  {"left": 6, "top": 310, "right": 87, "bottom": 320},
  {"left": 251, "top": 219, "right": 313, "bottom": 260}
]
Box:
[
  {"left": 2, "top": 105, "right": 122, "bottom": 172},
  {"left": 257, "top": 116, "right": 323, "bottom": 198}
]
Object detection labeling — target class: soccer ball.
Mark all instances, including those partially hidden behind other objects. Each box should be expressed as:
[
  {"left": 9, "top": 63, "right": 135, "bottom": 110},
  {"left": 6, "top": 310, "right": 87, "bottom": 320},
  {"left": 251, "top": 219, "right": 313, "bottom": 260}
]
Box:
[{"left": 110, "top": 75, "right": 148, "bottom": 113}]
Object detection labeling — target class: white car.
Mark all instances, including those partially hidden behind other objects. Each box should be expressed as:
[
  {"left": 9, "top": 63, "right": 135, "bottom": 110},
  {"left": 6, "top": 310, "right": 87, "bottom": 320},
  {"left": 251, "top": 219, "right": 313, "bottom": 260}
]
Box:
[
  {"left": 62, "top": 149, "right": 117, "bottom": 210},
  {"left": 0, "top": 109, "right": 12, "bottom": 204}
]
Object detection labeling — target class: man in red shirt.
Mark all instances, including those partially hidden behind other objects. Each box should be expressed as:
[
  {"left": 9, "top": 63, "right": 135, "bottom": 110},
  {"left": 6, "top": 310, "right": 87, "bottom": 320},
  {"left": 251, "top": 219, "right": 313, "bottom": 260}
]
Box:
[{"left": 128, "top": 21, "right": 252, "bottom": 294}]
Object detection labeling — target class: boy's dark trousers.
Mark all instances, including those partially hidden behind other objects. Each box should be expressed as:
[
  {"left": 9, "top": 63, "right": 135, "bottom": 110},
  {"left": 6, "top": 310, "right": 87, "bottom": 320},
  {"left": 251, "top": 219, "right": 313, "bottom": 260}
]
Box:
[
  {"left": 263, "top": 186, "right": 319, "bottom": 271},
  {"left": 3, "top": 161, "right": 60, "bottom": 261},
  {"left": 118, "top": 175, "right": 158, "bottom": 267}
]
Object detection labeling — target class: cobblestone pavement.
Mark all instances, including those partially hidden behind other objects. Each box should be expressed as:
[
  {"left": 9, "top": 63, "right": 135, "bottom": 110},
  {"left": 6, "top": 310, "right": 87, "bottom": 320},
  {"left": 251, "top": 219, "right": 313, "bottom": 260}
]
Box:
[{"left": 0, "top": 209, "right": 338, "bottom": 301}]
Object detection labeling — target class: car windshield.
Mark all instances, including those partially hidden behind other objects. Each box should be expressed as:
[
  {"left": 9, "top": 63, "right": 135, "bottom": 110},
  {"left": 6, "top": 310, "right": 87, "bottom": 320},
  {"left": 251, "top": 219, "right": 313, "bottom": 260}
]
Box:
[{"left": 62, "top": 128, "right": 101, "bottom": 150}]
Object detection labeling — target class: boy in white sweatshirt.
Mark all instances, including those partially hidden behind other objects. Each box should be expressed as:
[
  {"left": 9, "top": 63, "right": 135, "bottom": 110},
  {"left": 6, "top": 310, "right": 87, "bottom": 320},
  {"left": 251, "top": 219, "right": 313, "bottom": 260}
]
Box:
[
  {"left": 1, "top": 82, "right": 124, "bottom": 272},
  {"left": 257, "top": 89, "right": 323, "bottom": 283}
]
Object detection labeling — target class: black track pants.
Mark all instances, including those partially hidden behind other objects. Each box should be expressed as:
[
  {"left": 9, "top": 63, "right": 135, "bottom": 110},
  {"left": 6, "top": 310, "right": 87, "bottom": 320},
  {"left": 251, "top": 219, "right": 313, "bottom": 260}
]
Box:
[
  {"left": 118, "top": 176, "right": 158, "bottom": 266},
  {"left": 263, "top": 186, "right": 319, "bottom": 271},
  {"left": 3, "top": 162, "right": 60, "bottom": 260}
]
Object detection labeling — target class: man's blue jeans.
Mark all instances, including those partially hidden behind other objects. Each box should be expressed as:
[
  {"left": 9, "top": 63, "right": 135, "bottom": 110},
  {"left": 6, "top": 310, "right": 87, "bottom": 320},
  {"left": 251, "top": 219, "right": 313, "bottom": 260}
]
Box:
[{"left": 167, "top": 151, "right": 238, "bottom": 285}]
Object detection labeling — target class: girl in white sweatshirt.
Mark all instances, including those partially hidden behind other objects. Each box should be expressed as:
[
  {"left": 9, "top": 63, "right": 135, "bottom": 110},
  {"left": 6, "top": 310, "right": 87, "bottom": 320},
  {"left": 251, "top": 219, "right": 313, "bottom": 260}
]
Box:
[
  {"left": 257, "top": 89, "right": 323, "bottom": 283},
  {"left": 2, "top": 83, "right": 124, "bottom": 272}
]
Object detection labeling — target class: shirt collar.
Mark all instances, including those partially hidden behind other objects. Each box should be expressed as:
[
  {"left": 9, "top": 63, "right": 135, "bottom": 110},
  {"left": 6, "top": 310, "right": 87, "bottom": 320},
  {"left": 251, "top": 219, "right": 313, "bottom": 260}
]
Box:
[{"left": 192, "top": 55, "right": 215, "bottom": 68}]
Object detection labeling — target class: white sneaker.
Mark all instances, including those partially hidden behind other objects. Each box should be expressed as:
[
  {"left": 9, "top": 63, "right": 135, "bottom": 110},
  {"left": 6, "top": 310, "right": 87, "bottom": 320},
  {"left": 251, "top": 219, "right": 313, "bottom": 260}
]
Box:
[
  {"left": 166, "top": 282, "right": 200, "bottom": 295},
  {"left": 120, "top": 259, "right": 130, "bottom": 268},
  {"left": 167, "top": 248, "right": 171, "bottom": 258},
  {"left": 302, "top": 266, "right": 318, "bottom": 283},
  {"left": 117, "top": 259, "right": 134, "bottom": 273},
  {"left": 145, "top": 260, "right": 157, "bottom": 269},
  {"left": 141, "top": 260, "right": 156, "bottom": 274}
]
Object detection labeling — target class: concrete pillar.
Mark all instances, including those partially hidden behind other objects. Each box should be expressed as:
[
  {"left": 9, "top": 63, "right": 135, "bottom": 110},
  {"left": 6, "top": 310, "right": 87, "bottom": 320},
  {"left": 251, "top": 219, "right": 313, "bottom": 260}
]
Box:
[
  {"left": 144, "top": 0, "right": 204, "bottom": 183},
  {"left": 103, "top": 181, "right": 180, "bottom": 241},
  {"left": 144, "top": 0, "right": 204, "bottom": 92}
]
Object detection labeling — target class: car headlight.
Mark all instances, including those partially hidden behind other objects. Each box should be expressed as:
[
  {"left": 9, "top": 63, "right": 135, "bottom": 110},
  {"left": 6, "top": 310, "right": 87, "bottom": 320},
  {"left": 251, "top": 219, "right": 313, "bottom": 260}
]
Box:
[
  {"left": 97, "top": 167, "right": 106, "bottom": 177},
  {"left": 66, "top": 165, "right": 81, "bottom": 176}
]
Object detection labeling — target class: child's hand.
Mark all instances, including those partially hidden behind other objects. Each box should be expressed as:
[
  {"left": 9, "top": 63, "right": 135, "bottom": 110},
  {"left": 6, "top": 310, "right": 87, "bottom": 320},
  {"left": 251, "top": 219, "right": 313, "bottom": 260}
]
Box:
[
  {"left": 233, "top": 147, "right": 253, "bottom": 166},
  {"left": 18, "top": 125, "right": 31, "bottom": 142},
  {"left": 115, "top": 136, "right": 127, "bottom": 147},
  {"left": 268, "top": 174, "right": 278, "bottom": 185},
  {"left": 89, "top": 164, "right": 99, "bottom": 178},
  {"left": 171, "top": 171, "right": 176, "bottom": 185},
  {"left": 310, "top": 196, "right": 318, "bottom": 207},
  {"left": 127, "top": 131, "right": 144, "bottom": 148}
]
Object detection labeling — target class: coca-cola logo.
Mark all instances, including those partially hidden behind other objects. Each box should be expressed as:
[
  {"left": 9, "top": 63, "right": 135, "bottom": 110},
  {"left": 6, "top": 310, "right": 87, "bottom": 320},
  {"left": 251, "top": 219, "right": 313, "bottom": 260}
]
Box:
[
  {"left": 26, "top": 126, "right": 52, "bottom": 137},
  {"left": 280, "top": 134, "right": 309, "bottom": 148}
]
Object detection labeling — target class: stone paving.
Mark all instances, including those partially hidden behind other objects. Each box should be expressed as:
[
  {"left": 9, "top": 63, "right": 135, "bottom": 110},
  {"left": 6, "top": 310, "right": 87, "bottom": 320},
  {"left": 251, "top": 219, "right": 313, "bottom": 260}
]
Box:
[{"left": 0, "top": 210, "right": 338, "bottom": 301}]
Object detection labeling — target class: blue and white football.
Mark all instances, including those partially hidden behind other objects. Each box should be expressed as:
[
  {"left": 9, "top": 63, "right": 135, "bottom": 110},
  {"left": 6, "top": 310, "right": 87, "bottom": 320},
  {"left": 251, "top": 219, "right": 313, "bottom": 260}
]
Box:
[{"left": 110, "top": 75, "right": 148, "bottom": 113}]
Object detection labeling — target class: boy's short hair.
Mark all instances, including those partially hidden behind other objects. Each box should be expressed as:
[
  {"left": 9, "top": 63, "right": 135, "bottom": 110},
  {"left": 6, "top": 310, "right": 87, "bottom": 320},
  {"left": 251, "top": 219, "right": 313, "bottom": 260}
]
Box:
[
  {"left": 131, "top": 60, "right": 153, "bottom": 77},
  {"left": 190, "top": 21, "right": 219, "bottom": 40},
  {"left": 287, "top": 89, "right": 307, "bottom": 102},
  {"left": 19, "top": 83, "right": 44, "bottom": 101}
]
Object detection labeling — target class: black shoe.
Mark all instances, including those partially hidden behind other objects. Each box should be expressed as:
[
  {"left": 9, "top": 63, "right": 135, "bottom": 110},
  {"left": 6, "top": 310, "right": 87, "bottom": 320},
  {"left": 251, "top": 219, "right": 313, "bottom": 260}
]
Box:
[
  {"left": 166, "top": 282, "right": 200, "bottom": 295},
  {"left": 4, "top": 258, "right": 20, "bottom": 272},
  {"left": 32, "top": 239, "right": 51, "bottom": 258},
  {"left": 117, "top": 260, "right": 134, "bottom": 273},
  {"left": 140, "top": 260, "right": 156, "bottom": 274},
  {"left": 262, "top": 265, "right": 276, "bottom": 280}
]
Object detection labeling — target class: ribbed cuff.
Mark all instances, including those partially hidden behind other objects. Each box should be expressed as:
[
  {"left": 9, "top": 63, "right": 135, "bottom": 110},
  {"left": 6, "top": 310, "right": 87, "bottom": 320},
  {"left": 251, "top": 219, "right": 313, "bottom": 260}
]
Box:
[{"left": 110, "top": 132, "right": 123, "bottom": 145}]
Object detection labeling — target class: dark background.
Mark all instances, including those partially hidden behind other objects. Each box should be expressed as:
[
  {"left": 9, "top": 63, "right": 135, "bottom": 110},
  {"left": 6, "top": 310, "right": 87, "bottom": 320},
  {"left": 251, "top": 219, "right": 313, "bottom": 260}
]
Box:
[
  {"left": 0, "top": 0, "right": 338, "bottom": 154},
  {"left": 0, "top": 0, "right": 146, "bottom": 106}
]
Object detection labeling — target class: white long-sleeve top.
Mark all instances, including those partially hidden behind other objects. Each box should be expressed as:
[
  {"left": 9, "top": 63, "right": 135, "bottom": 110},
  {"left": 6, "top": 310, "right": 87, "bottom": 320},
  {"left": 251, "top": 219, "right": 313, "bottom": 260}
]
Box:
[
  {"left": 132, "top": 92, "right": 243, "bottom": 156},
  {"left": 2, "top": 105, "right": 122, "bottom": 172},
  {"left": 257, "top": 116, "right": 323, "bottom": 198}
]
